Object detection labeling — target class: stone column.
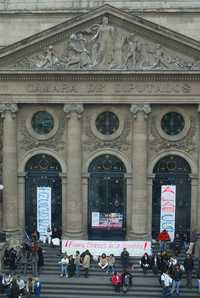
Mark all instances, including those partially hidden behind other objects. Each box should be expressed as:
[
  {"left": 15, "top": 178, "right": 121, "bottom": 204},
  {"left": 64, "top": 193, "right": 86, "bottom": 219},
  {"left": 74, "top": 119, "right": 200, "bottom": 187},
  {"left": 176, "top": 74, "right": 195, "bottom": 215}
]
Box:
[
  {"left": 64, "top": 104, "right": 84, "bottom": 239},
  {"left": 126, "top": 174, "right": 132, "bottom": 239},
  {"left": 191, "top": 175, "right": 199, "bottom": 230},
  {"left": 0, "top": 104, "right": 19, "bottom": 239},
  {"left": 147, "top": 175, "right": 154, "bottom": 240},
  {"left": 82, "top": 175, "right": 89, "bottom": 238},
  {"left": 129, "top": 104, "right": 151, "bottom": 238},
  {"left": 18, "top": 173, "right": 26, "bottom": 233}
]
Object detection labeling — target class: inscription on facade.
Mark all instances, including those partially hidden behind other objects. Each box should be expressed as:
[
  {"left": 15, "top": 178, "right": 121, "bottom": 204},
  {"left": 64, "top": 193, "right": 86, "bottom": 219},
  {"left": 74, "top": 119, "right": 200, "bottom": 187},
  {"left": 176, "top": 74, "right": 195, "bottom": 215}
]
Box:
[{"left": 26, "top": 82, "right": 191, "bottom": 95}]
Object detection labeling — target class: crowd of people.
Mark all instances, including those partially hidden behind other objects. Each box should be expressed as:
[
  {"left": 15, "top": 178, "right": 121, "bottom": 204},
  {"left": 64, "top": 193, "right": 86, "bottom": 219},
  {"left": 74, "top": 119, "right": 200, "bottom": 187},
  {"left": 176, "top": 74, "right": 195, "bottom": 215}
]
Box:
[
  {"left": 152, "top": 229, "right": 200, "bottom": 297},
  {"left": 1, "top": 227, "right": 200, "bottom": 297},
  {"left": 0, "top": 230, "right": 45, "bottom": 298}
]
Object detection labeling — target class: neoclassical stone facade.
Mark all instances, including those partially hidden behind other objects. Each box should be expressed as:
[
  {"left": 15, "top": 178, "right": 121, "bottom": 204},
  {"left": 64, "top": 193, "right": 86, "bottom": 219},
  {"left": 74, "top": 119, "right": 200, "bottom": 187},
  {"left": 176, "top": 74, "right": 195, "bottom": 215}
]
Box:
[{"left": 0, "top": 4, "right": 200, "bottom": 241}]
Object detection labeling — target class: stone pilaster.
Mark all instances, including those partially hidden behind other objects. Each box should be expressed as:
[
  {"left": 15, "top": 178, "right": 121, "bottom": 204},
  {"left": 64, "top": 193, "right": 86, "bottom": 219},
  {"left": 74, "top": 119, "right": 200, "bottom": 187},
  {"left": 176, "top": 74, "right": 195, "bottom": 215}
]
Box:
[
  {"left": 0, "top": 104, "right": 19, "bottom": 240},
  {"left": 64, "top": 104, "right": 84, "bottom": 239},
  {"left": 129, "top": 104, "right": 151, "bottom": 239}
]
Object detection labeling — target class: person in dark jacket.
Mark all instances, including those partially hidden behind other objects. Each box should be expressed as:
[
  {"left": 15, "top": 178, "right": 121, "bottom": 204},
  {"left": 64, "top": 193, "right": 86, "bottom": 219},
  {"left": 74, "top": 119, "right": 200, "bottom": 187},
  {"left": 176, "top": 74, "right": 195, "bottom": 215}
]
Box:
[
  {"left": 151, "top": 253, "right": 161, "bottom": 275},
  {"left": 9, "top": 248, "right": 17, "bottom": 271},
  {"left": 121, "top": 269, "right": 133, "bottom": 293},
  {"left": 173, "top": 233, "right": 182, "bottom": 256},
  {"left": 184, "top": 254, "right": 194, "bottom": 287},
  {"left": 160, "top": 251, "right": 170, "bottom": 273},
  {"left": 10, "top": 278, "right": 20, "bottom": 298},
  {"left": 37, "top": 246, "right": 44, "bottom": 273},
  {"left": 120, "top": 248, "right": 130, "bottom": 270},
  {"left": 197, "top": 261, "right": 200, "bottom": 293},
  {"left": 68, "top": 255, "right": 76, "bottom": 277},
  {"left": 170, "top": 264, "right": 183, "bottom": 296},
  {"left": 140, "top": 253, "right": 151, "bottom": 274}
]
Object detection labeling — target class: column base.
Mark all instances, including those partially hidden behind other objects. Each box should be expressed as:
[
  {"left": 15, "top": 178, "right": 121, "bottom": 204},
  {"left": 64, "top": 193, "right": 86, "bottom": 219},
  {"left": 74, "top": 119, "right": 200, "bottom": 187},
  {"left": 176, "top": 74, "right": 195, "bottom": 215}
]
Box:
[
  {"left": 127, "top": 231, "right": 148, "bottom": 241},
  {"left": 62, "top": 231, "right": 85, "bottom": 240},
  {"left": 3, "top": 229, "right": 22, "bottom": 246}
]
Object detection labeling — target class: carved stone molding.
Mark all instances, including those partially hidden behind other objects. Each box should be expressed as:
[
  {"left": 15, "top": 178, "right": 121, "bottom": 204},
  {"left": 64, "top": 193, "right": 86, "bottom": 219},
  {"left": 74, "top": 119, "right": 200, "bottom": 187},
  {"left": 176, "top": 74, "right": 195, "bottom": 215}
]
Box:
[
  {"left": 130, "top": 104, "right": 151, "bottom": 119},
  {"left": 83, "top": 112, "right": 131, "bottom": 154},
  {"left": 64, "top": 104, "right": 84, "bottom": 119},
  {"left": 149, "top": 115, "right": 196, "bottom": 153},
  {"left": 19, "top": 118, "right": 65, "bottom": 152},
  {"left": 0, "top": 73, "right": 200, "bottom": 82},
  {"left": 0, "top": 103, "right": 18, "bottom": 118},
  {"left": 5, "top": 13, "right": 197, "bottom": 72}
]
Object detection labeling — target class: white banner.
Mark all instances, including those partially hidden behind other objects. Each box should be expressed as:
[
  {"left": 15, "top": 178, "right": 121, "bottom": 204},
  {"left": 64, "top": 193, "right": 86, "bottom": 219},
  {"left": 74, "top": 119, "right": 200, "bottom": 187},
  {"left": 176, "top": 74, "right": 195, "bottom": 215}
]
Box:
[
  {"left": 62, "top": 240, "right": 151, "bottom": 257},
  {"left": 37, "top": 187, "right": 51, "bottom": 241},
  {"left": 160, "top": 185, "right": 176, "bottom": 241}
]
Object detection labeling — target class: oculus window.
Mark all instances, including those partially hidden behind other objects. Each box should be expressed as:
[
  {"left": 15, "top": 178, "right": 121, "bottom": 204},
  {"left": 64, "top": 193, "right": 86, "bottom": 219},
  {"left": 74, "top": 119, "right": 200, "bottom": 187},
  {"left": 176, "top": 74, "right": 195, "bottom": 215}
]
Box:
[{"left": 32, "top": 111, "right": 54, "bottom": 135}]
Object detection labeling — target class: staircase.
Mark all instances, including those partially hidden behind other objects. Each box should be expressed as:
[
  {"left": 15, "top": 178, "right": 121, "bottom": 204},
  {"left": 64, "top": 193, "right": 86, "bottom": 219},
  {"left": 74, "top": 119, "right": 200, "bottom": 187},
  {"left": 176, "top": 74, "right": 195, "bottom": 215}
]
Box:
[{"left": 40, "top": 245, "right": 199, "bottom": 298}]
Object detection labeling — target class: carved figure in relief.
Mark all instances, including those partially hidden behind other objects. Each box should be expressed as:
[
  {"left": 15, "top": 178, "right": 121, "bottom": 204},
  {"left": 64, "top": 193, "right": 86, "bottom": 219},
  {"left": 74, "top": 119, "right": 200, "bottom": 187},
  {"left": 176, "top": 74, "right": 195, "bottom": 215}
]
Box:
[
  {"left": 151, "top": 43, "right": 168, "bottom": 69},
  {"left": 36, "top": 45, "right": 60, "bottom": 68},
  {"left": 89, "top": 16, "right": 114, "bottom": 67},
  {"left": 112, "top": 30, "right": 126, "bottom": 67},
  {"left": 124, "top": 34, "right": 139, "bottom": 68},
  {"left": 14, "top": 17, "right": 196, "bottom": 71},
  {"left": 67, "top": 33, "right": 91, "bottom": 69}
]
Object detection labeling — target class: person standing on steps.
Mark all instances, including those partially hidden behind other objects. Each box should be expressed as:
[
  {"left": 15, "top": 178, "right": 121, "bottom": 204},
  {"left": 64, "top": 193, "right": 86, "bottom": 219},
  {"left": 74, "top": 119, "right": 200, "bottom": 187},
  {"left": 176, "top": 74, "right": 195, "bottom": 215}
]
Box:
[
  {"left": 74, "top": 250, "right": 81, "bottom": 277},
  {"left": 59, "top": 254, "right": 69, "bottom": 278},
  {"left": 184, "top": 254, "right": 194, "bottom": 288},
  {"left": 160, "top": 269, "right": 172, "bottom": 298},
  {"left": 111, "top": 271, "right": 122, "bottom": 292},
  {"left": 157, "top": 229, "right": 171, "bottom": 253},
  {"left": 170, "top": 264, "right": 183, "bottom": 296},
  {"left": 82, "top": 250, "right": 91, "bottom": 278},
  {"left": 120, "top": 248, "right": 130, "bottom": 270},
  {"left": 34, "top": 278, "right": 42, "bottom": 298}
]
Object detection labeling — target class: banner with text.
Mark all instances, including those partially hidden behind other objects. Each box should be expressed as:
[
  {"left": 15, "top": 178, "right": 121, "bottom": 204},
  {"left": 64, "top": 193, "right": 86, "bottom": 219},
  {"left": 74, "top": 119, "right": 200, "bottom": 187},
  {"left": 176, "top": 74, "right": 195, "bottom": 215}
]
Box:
[
  {"left": 37, "top": 187, "right": 51, "bottom": 242},
  {"left": 62, "top": 240, "right": 151, "bottom": 256},
  {"left": 160, "top": 185, "right": 176, "bottom": 241},
  {"left": 91, "top": 212, "right": 123, "bottom": 229}
]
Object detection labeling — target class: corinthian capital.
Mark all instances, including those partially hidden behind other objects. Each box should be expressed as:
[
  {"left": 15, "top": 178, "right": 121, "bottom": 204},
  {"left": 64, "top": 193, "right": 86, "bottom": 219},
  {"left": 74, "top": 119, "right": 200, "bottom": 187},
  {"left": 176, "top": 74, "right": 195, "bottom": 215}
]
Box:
[
  {"left": 130, "top": 104, "right": 151, "bottom": 119},
  {"left": 0, "top": 103, "right": 18, "bottom": 118},
  {"left": 64, "top": 104, "right": 84, "bottom": 119}
]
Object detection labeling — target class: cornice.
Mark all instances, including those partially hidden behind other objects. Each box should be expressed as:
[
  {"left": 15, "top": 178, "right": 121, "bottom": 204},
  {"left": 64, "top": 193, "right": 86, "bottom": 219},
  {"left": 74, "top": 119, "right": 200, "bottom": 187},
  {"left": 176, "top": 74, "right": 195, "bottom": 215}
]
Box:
[
  {"left": 0, "top": 71, "right": 200, "bottom": 81},
  {"left": 1, "top": 8, "right": 200, "bottom": 15}
]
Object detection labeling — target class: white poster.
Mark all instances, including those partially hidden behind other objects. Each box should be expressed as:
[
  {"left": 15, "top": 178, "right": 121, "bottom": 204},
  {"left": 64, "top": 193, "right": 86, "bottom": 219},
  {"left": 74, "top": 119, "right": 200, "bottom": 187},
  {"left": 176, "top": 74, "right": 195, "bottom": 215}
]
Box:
[
  {"left": 37, "top": 187, "right": 51, "bottom": 241},
  {"left": 160, "top": 185, "right": 176, "bottom": 241},
  {"left": 62, "top": 240, "right": 151, "bottom": 257},
  {"left": 92, "top": 212, "right": 100, "bottom": 227}
]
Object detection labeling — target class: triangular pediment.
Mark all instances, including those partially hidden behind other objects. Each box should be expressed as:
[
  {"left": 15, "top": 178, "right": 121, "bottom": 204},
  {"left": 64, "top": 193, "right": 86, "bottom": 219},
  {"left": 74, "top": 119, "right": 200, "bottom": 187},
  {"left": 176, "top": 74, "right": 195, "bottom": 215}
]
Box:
[{"left": 1, "top": 4, "right": 200, "bottom": 71}]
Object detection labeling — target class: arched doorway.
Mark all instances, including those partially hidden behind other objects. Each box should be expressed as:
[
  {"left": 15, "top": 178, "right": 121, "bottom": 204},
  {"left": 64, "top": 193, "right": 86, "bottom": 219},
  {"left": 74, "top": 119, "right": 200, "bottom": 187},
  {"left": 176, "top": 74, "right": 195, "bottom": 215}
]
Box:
[
  {"left": 88, "top": 154, "right": 126, "bottom": 240},
  {"left": 152, "top": 155, "right": 191, "bottom": 239},
  {"left": 25, "top": 154, "right": 62, "bottom": 237}
]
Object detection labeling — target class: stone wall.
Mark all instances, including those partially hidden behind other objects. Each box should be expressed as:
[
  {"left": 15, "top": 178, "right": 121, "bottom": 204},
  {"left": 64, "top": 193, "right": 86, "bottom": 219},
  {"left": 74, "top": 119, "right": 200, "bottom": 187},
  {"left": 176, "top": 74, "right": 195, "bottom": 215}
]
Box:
[
  {"left": 1, "top": 1, "right": 200, "bottom": 47},
  {"left": 0, "top": 0, "right": 200, "bottom": 11}
]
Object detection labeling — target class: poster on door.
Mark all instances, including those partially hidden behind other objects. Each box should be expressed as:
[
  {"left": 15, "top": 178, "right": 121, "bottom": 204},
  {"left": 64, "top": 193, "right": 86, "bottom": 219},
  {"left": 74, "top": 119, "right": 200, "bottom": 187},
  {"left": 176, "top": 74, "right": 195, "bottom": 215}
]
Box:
[
  {"left": 37, "top": 187, "right": 51, "bottom": 242},
  {"left": 160, "top": 185, "right": 176, "bottom": 241},
  {"left": 92, "top": 212, "right": 123, "bottom": 229}
]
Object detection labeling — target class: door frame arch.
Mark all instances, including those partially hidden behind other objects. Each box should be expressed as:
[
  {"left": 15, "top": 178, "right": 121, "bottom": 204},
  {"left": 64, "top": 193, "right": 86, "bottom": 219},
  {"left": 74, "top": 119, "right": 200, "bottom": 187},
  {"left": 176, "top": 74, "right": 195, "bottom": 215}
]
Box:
[
  {"left": 18, "top": 148, "right": 66, "bottom": 235},
  {"left": 87, "top": 153, "right": 127, "bottom": 240},
  {"left": 149, "top": 152, "right": 197, "bottom": 239},
  {"left": 82, "top": 150, "right": 131, "bottom": 239}
]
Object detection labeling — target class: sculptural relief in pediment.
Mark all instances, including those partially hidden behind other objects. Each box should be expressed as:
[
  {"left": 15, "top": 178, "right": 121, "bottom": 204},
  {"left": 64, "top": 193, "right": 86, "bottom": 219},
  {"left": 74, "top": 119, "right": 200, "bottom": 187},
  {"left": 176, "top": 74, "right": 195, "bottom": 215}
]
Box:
[{"left": 10, "top": 16, "right": 198, "bottom": 71}]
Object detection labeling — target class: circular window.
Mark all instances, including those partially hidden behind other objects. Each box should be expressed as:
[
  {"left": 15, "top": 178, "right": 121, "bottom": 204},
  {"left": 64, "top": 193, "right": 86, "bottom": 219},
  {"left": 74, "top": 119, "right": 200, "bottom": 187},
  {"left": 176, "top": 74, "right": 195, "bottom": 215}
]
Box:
[
  {"left": 161, "top": 112, "right": 185, "bottom": 136},
  {"left": 96, "top": 112, "right": 119, "bottom": 135},
  {"left": 32, "top": 111, "right": 54, "bottom": 135}
]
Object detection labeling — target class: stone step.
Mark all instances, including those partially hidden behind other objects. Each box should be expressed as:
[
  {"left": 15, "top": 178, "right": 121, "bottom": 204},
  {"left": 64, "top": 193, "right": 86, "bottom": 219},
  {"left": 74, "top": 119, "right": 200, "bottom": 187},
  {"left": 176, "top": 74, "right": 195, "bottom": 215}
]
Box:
[{"left": 38, "top": 245, "right": 199, "bottom": 298}]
